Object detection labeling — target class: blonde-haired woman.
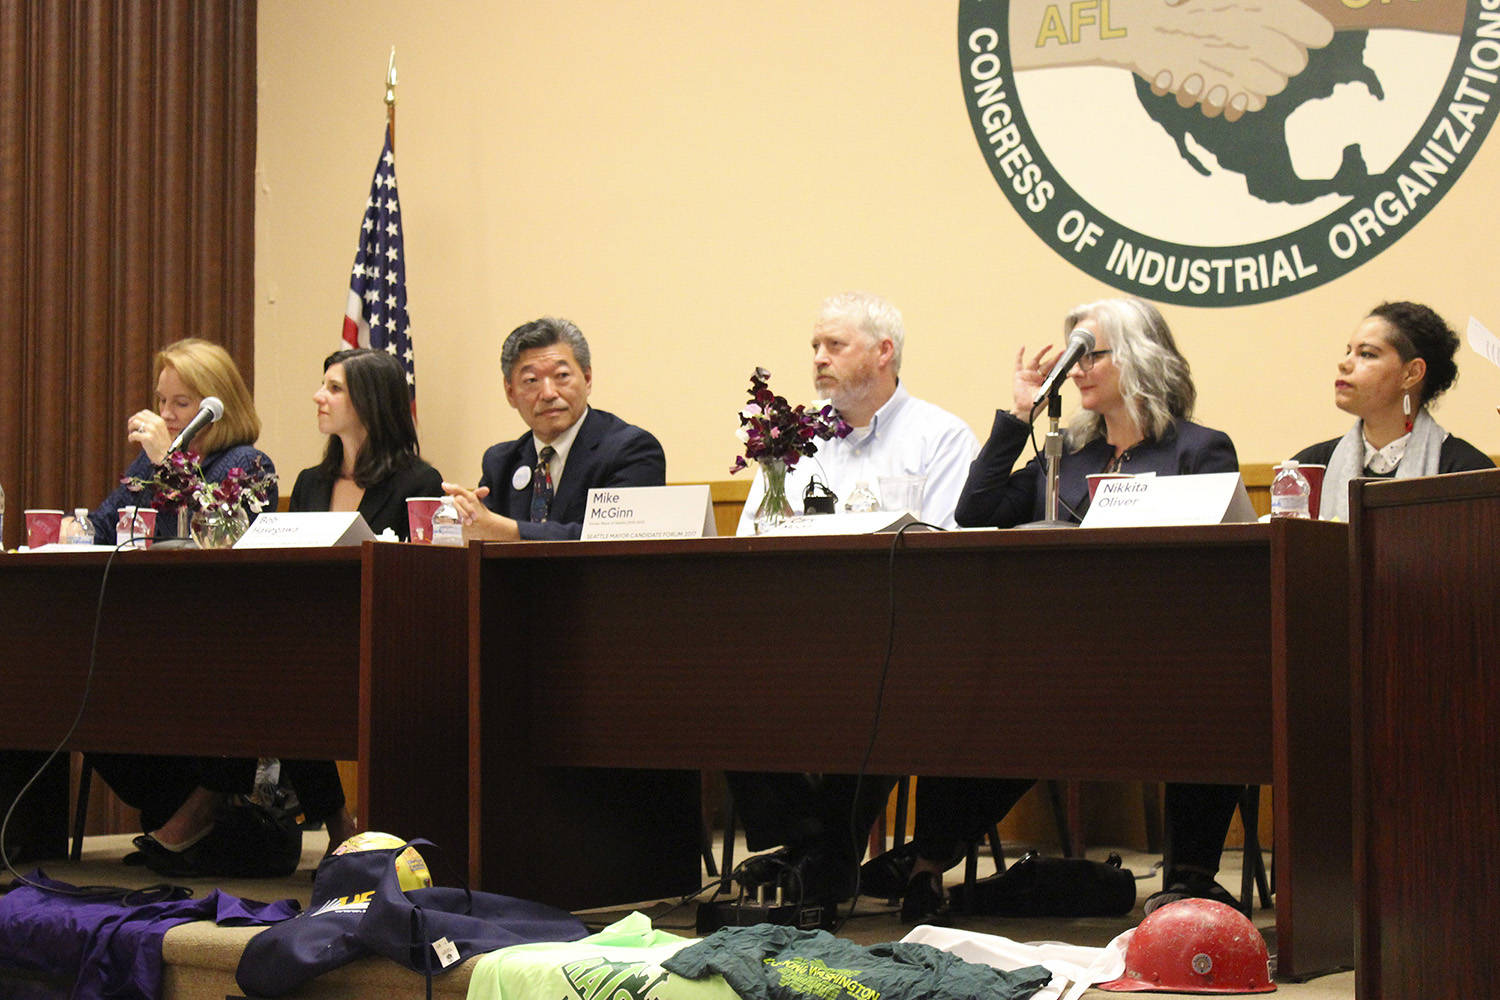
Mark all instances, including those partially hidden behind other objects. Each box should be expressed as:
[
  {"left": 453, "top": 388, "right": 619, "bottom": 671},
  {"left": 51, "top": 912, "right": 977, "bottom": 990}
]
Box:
[{"left": 86, "top": 338, "right": 276, "bottom": 542}]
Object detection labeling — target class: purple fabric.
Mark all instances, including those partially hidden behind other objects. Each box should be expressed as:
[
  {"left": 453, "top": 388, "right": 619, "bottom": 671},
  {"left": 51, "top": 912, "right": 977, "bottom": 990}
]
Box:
[{"left": 0, "top": 871, "right": 300, "bottom": 1000}]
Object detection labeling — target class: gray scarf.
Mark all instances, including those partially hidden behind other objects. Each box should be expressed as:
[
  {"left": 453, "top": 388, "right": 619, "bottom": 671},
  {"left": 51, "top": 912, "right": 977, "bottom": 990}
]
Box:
[{"left": 1321, "top": 408, "right": 1446, "bottom": 521}]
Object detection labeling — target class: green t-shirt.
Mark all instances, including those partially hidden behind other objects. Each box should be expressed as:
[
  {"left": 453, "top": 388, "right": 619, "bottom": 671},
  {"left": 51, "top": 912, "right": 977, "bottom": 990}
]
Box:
[
  {"left": 662, "top": 925, "right": 1051, "bottom": 1000},
  {"left": 466, "top": 912, "right": 741, "bottom": 1000}
]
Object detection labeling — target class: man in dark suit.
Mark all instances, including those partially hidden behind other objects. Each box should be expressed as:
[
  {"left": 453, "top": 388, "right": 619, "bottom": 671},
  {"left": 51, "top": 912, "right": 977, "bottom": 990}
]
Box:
[{"left": 443, "top": 317, "right": 665, "bottom": 540}]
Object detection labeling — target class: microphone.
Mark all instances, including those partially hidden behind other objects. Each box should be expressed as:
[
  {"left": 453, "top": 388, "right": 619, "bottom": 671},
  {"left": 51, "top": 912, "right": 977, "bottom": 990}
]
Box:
[
  {"left": 1031, "top": 328, "right": 1096, "bottom": 410},
  {"left": 167, "top": 396, "right": 225, "bottom": 454}
]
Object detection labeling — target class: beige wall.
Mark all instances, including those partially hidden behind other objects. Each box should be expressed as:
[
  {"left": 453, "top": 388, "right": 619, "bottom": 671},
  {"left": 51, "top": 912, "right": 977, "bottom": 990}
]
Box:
[{"left": 256, "top": 1, "right": 1500, "bottom": 489}]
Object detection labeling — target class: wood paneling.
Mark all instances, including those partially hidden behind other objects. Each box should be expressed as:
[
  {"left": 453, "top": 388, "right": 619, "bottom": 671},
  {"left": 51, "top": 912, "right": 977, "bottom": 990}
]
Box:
[{"left": 1350, "top": 469, "right": 1500, "bottom": 999}]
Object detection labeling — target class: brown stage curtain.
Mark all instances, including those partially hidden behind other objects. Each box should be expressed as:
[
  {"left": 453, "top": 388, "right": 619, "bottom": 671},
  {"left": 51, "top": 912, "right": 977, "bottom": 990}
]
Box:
[{"left": 0, "top": 0, "right": 256, "bottom": 549}]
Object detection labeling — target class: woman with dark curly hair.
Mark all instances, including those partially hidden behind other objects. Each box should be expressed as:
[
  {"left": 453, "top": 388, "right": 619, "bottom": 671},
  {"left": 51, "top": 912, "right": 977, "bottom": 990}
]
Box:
[{"left": 1293, "top": 301, "right": 1492, "bottom": 521}]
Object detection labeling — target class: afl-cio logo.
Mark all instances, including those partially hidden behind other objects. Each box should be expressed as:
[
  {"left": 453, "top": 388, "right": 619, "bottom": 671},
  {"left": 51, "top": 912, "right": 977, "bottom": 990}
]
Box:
[{"left": 959, "top": 0, "right": 1500, "bottom": 306}]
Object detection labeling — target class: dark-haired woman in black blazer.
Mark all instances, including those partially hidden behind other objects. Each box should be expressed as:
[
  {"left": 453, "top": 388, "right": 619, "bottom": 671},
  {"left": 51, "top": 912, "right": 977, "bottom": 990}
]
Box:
[{"left": 281, "top": 348, "right": 443, "bottom": 845}]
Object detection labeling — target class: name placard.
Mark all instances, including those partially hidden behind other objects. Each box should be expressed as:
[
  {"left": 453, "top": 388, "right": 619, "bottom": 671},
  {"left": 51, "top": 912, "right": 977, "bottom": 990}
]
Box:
[
  {"left": 580, "top": 486, "right": 715, "bottom": 540},
  {"left": 234, "top": 511, "right": 376, "bottom": 548},
  {"left": 1080, "top": 472, "right": 1256, "bottom": 528}
]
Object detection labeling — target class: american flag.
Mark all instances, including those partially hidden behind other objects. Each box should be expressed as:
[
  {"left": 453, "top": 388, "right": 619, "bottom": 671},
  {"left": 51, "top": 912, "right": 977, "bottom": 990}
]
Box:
[{"left": 342, "top": 131, "right": 415, "bottom": 394}]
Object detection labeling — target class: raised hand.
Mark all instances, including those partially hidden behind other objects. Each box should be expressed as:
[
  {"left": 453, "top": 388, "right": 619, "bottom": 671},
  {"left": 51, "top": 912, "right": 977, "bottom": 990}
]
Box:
[
  {"left": 127, "top": 409, "right": 173, "bottom": 464},
  {"left": 1012, "top": 344, "right": 1062, "bottom": 418}
]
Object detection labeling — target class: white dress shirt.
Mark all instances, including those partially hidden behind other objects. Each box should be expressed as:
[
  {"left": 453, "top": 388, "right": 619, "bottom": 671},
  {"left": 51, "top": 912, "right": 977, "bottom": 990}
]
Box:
[
  {"left": 537, "top": 406, "right": 587, "bottom": 491},
  {"left": 735, "top": 383, "right": 978, "bottom": 534}
]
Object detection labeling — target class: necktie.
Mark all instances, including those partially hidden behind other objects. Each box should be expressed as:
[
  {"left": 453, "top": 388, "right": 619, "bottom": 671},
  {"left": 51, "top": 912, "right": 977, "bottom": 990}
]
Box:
[{"left": 530, "top": 445, "right": 555, "bottom": 522}]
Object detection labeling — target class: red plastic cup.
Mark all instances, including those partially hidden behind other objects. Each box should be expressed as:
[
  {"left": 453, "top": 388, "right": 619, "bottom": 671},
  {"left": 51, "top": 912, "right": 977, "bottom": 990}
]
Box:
[
  {"left": 1276, "top": 463, "right": 1326, "bottom": 519},
  {"left": 1086, "top": 473, "right": 1134, "bottom": 501},
  {"left": 24, "top": 509, "right": 63, "bottom": 548},
  {"left": 117, "top": 505, "right": 158, "bottom": 547},
  {"left": 406, "top": 497, "right": 443, "bottom": 544}
]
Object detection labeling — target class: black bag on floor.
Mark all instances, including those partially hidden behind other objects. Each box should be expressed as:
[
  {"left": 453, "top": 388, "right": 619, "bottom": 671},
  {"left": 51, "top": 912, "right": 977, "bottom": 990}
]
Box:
[
  {"left": 948, "top": 850, "right": 1136, "bottom": 917},
  {"left": 191, "top": 796, "right": 304, "bottom": 878},
  {"left": 128, "top": 796, "right": 302, "bottom": 879}
]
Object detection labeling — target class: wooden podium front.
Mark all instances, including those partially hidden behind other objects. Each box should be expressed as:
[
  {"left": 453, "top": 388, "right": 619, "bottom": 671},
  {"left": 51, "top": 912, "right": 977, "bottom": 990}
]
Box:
[{"left": 1349, "top": 468, "right": 1500, "bottom": 999}]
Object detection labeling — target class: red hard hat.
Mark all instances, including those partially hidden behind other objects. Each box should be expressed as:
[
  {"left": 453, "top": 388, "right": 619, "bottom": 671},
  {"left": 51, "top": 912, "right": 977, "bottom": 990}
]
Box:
[{"left": 1098, "top": 898, "right": 1275, "bottom": 993}]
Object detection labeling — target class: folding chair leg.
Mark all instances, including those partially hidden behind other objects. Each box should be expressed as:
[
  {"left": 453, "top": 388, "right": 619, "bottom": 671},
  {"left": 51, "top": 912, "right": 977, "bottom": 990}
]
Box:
[
  {"left": 985, "top": 824, "right": 1006, "bottom": 872},
  {"left": 891, "top": 777, "right": 911, "bottom": 849},
  {"left": 1045, "top": 780, "right": 1079, "bottom": 858},
  {"left": 1239, "top": 785, "right": 1272, "bottom": 911},
  {"left": 700, "top": 819, "right": 718, "bottom": 878},
  {"left": 718, "top": 793, "right": 738, "bottom": 894},
  {"left": 70, "top": 757, "right": 92, "bottom": 863}
]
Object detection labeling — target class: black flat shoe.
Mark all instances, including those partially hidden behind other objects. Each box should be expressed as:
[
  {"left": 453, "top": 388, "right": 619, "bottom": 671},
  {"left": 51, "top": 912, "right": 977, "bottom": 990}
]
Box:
[
  {"left": 127, "top": 833, "right": 206, "bottom": 878},
  {"left": 900, "top": 871, "right": 946, "bottom": 924}
]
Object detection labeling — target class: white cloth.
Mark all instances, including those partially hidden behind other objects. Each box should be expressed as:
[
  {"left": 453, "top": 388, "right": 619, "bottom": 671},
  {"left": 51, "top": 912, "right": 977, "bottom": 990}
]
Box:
[
  {"left": 901, "top": 924, "right": 1130, "bottom": 1000},
  {"left": 735, "top": 383, "right": 979, "bottom": 534},
  {"left": 1320, "top": 408, "right": 1447, "bottom": 521}
]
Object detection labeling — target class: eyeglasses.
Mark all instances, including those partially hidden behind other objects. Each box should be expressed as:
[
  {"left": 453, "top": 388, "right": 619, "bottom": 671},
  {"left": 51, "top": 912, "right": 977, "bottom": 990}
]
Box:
[{"left": 1078, "top": 349, "right": 1112, "bottom": 373}]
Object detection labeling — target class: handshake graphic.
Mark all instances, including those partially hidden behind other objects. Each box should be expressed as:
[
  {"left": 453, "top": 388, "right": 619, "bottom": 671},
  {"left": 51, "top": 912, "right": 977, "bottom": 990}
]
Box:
[{"left": 1012, "top": 0, "right": 1464, "bottom": 122}]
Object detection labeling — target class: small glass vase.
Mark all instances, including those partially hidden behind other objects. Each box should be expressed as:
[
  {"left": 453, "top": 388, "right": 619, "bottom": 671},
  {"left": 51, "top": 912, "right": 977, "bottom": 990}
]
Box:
[
  {"left": 191, "top": 507, "right": 250, "bottom": 549},
  {"left": 753, "top": 459, "right": 795, "bottom": 535}
]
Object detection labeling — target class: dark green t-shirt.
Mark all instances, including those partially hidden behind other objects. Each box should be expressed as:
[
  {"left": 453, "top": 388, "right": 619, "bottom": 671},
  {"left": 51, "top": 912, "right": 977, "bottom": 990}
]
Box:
[{"left": 663, "top": 926, "right": 1051, "bottom": 1000}]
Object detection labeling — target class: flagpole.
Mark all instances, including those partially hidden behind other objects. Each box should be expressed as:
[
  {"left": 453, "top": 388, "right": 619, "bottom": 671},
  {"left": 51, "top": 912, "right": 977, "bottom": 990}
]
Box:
[{"left": 385, "top": 46, "right": 398, "bottom": 153}]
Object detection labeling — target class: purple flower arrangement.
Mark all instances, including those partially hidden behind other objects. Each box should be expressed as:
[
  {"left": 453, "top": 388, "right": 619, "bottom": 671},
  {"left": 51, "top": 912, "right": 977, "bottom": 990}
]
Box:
[
  {"left": 124, "top": 452, "right": 276, "bottom": 520},
  {"left": 730, "top": 367, "right": 850, "bottom": 474}
]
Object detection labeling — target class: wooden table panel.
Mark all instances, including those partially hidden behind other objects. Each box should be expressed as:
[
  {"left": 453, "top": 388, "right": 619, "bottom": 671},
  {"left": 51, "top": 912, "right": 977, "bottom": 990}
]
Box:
[
  {"left": 1350, "top": 470, "right": 1500, "bottom": 999},
  {"left": 1, "top": 547, "right": 361, "bottom": 759}
]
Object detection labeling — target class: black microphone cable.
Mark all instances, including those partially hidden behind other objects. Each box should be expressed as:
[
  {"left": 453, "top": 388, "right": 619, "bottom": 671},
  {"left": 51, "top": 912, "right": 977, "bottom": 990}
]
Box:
[{"left": 834, "top": 518, "right": 941, "bottom": 932}]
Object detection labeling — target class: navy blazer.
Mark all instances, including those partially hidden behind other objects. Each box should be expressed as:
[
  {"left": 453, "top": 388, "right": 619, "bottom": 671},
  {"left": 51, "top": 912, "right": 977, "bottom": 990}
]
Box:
[
  {"left": 289, "top": 457, "right": 443, "bottom": 540},
  {"left": 478, "top": 407, "right": 666, "bottom": 540},
  {"left": 956, "top": 411, "right": 1239, "bottom": 528}
]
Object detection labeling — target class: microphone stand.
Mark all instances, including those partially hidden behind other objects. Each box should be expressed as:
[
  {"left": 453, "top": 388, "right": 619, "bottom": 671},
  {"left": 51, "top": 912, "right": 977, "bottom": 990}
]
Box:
[
  {"left": 150, "top": 449, "right": 201, "bottom": 549},
  {"left": 1015, "top": 390, "right": 1077, "bottom": 529}
]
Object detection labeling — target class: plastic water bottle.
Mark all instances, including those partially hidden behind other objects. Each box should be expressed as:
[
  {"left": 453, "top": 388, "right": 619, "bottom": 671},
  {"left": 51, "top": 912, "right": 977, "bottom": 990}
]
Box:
[
  {"left": 64, "top": 507, "right": 94, "bottom": 545},
  {"left": 431, "top": 496, "right": 465, "bottom": 546},
  {"left": 0, "top": 477, "right": 6, "bottom": 548},
  {"left": 844, "top": 480, "right": 879, "bottom": 513},
  {"left": 1270, "top": 460, "right": 1312, "bottom": 520}
]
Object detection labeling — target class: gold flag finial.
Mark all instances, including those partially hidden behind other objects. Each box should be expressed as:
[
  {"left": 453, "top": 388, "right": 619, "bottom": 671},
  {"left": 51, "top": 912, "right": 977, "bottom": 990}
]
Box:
[{"left": 385, "top": 46, "right": 398, "bottom": 106}]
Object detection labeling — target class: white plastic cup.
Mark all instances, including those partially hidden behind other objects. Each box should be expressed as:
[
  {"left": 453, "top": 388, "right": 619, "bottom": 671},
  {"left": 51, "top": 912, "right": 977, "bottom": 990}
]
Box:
[
  {"left": 877, "top": 474, "right": 928, "bottom": 516},
  {"left": 116, "top": 505, "right": 157, "bottom": 547}
]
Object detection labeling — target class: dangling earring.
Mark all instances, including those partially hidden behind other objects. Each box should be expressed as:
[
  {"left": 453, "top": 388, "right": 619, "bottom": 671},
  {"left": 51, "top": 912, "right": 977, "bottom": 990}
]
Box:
[{"left": 1403, "top": 392, "right": 1413, "bottom": 434}]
